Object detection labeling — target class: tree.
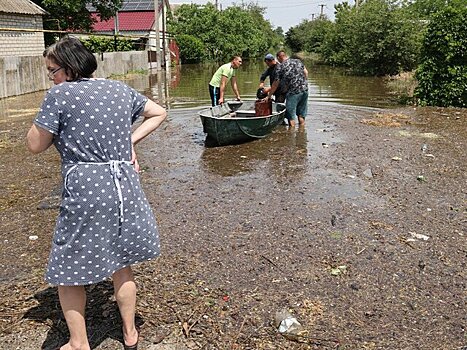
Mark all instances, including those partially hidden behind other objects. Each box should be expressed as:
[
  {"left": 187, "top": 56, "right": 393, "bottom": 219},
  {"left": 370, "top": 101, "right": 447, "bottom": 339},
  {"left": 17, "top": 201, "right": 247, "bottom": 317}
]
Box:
[
  {"left": 415, "top": 5, "right": 467, "bottom": 107},
  {"left": 285, "top": 20, "right": 309, "bottom": 52},
  {"left": 168, "top": 3, "right": 281, "bottom": 62},
  {"left": 32, "top": 0, "right": 122, "bottom": 44},
  {"left": 174, "top": 34, "right": 207, "bottom": 63},
  {"left": 402, "top": 0, "right": 461, "bottom": 19},
  {"left": 285, "top": 18, "right": 333, "bottom": 54},
  {"left": 321, "top": 0, "right": 424, "bottom": 75}
]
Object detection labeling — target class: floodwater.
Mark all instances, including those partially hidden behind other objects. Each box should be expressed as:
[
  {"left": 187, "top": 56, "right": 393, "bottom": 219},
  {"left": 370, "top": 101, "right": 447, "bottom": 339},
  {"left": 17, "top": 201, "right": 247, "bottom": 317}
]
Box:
[
  {"left": 0, "top": 61, "right": 393, "bottom": 200},
  {"left": 0, "top": 61, "right": 395, "bottom": 201},
  {"left": 0, "top": 60, "right": 394, "bottom": 118},
  {"left": 143, "top": 60, "right": 395, "bottom": 109}
]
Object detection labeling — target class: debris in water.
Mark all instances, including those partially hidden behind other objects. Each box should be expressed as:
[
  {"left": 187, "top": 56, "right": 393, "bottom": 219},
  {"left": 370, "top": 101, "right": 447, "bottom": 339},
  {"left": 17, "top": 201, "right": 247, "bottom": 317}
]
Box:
[
  {"left": 331, "top": 265, "right": 347, "bottom": 276},
  {"left": 409, "top": 232, "right": 430, "bottom": 241},
  {"left": 275, "top": 309, "right": 303, "bottom": 338}
]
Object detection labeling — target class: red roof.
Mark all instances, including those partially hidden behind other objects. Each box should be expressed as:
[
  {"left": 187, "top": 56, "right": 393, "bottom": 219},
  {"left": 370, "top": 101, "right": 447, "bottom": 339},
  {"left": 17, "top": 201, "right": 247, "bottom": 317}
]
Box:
[{"left": 91, "top": 12, "right": 154, "bottom": 32}]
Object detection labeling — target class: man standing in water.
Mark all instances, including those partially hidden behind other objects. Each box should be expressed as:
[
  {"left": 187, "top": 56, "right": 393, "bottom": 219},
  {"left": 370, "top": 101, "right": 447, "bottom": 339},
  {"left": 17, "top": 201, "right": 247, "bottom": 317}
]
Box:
[
  {"left": 208, "top": 56, "right": 242, "bottom": 106},
  {"left": 258, "top": 53, "right": 286, "bottom": 103},
  {"left": 265, "top": 50, "right": 308, "bottom": 127}
]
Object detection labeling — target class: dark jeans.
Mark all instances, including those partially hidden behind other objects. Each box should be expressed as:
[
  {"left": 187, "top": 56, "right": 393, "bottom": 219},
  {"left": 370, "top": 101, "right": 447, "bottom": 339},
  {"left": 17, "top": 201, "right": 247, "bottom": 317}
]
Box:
[{"left": 208, "top": 84, "right": 220, "bottom": 106}]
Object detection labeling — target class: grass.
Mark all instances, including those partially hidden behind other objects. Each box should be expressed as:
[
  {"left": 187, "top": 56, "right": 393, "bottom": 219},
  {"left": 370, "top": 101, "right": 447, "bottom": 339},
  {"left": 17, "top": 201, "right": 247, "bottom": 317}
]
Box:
[
  {"left": 108, "top": 69, "right": 148, "bottom": 79},
  {"left": 385, "top": 71, "right": 418, "bottom": 105}
]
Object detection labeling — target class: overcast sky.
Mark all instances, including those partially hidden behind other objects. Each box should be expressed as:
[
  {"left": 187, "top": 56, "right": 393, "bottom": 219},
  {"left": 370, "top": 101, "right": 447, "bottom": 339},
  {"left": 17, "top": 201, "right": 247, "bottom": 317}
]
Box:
[{"left": 169, "top": 0, "right": 345, "bottom": 31}]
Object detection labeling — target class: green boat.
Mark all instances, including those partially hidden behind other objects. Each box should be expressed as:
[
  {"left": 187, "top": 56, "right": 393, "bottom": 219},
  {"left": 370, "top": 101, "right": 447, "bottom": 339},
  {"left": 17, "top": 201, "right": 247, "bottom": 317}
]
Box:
[{"left": 199, "top": 100, "right": 286, "bottom": 146}]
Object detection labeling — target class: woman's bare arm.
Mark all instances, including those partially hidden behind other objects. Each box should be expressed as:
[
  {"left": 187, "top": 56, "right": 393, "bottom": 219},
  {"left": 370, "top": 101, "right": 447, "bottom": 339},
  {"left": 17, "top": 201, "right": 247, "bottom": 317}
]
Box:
[{"left": 26, "top": 124, "right": 54, "bottom": 154}]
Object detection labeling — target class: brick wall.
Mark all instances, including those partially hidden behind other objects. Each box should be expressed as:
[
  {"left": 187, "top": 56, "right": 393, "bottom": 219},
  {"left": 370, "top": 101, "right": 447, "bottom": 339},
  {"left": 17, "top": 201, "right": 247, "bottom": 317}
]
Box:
[{"left": 0, "top": 13, "right": 45, "bottom": 57}]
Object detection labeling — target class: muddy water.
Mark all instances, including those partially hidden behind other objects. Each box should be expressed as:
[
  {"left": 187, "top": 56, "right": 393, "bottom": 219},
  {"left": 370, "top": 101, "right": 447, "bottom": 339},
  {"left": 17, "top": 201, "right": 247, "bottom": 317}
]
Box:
[
  {"left": 144, "top": 60, "right": 395, "bottom": 109},
  {"left": 0, "top": 62, "right": 392, "bottom": 118},
  {"left": 0, "top": 63, "right": 391, "bottom": 206},
  {"left": 135, "top": 62, "right": 391, "bottom": 202}
]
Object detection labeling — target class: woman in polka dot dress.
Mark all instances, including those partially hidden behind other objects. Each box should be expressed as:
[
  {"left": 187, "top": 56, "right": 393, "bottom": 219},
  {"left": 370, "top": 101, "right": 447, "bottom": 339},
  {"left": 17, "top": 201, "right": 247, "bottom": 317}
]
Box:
[{"left": 26, "top": 37, "right": 166, "bottom": 350}]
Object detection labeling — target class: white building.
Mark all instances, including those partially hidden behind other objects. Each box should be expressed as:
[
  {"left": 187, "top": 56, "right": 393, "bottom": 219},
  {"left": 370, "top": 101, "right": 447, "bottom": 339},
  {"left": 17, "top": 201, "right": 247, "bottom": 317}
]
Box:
[{"left": 0, "top": 0, "right": 46, "bottom": 57}]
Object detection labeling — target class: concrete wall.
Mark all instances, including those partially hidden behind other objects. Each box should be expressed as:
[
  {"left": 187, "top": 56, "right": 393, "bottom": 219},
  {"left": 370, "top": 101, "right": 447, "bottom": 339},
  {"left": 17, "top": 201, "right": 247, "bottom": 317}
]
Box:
[
  {"left": 94, "top": 51, "right": 148, "bottom": 79},
  {"left": 0, "top": 50, "right": 148, "bottom": 99},
  {"left": 0, "top": 13, "right": 45, "bottom": 57}
]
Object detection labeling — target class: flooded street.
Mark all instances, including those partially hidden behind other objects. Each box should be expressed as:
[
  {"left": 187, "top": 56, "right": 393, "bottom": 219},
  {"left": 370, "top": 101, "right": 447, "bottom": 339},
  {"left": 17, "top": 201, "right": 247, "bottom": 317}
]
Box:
[{"left": 0, "top": 63, "right": 465, "bottom": 349}]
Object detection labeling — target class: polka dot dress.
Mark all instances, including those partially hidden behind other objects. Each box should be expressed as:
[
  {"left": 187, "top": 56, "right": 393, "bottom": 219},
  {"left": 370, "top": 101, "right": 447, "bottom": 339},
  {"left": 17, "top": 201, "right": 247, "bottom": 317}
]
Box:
[{"left": 34, "top": 79, "right": 160, "bottom": 286}]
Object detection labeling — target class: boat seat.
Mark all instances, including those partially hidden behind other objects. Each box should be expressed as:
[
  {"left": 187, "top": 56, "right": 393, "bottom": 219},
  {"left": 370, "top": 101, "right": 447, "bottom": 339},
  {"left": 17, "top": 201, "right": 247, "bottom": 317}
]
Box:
[
  {"left": 211, "top": 104, "right": 232, "bottom": 118},
  {"left": 235, "top": 110, "right": 256, "bottom": 118}
]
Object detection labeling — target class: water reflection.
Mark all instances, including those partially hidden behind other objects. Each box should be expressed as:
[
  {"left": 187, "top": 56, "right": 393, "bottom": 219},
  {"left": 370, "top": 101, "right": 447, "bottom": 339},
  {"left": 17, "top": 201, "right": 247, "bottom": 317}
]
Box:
[
  {"left": 200, "top": 126, "right": 308, "bottom": 178},
  {"left": 143, "top": 60, "right": 397, "bottom": 110},
  {"left": 307, "top": 64, "right": 392, "bottom": 108},
  {"left": 0, "top": 61, "right": 396, "bottom": 122}
]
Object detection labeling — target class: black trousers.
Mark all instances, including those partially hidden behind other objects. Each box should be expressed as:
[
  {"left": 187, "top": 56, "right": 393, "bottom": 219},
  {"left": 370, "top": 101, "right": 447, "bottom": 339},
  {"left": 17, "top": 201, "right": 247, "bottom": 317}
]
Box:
[{"left": 208, "top": 84, "right": 220, "bottom": 106}]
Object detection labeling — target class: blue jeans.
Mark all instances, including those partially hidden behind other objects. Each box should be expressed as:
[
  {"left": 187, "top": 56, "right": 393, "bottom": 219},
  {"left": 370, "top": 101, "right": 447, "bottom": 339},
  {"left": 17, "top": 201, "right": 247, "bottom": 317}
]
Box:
[{"left": 285, "top": 90, "right": 308, "bottom": 121}]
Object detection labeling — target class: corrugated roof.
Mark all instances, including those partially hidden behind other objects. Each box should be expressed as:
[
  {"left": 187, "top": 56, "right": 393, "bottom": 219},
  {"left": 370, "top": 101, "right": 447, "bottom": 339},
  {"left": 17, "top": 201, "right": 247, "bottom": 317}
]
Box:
[
  {"left": 0, "top": 0, "right": 46, "bottom": 15},
  {"left": 91, "top": 11, "right": 154, "bottom": 31}
]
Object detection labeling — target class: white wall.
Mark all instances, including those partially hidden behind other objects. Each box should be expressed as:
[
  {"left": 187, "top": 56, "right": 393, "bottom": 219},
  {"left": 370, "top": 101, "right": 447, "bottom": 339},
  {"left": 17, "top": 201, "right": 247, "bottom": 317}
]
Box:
[{"left": 0, "top": 13, "right": 45, "bottom": 57}]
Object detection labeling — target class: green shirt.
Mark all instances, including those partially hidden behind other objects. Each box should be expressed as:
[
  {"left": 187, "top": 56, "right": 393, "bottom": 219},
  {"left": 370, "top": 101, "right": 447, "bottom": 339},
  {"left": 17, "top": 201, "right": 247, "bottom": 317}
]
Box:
[{"left": 209, "top": 63, "right": 236, "bottom": 87}]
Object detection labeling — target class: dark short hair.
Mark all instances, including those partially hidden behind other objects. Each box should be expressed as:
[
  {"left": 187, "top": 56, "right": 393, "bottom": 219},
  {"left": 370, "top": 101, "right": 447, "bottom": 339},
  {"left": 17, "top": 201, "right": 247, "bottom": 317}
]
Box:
[
  {"left": 276, "top": 50, "right": 286, "bottom": 58},
  {"left": 43, "top": 36, "right": 97, "bottom": 81}
]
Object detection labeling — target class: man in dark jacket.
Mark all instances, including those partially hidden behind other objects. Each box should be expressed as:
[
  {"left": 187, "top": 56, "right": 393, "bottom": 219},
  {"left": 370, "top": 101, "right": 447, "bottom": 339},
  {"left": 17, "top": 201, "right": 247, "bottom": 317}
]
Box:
[{"left": 258, "top": 53, "right": 287, "bottom": 103}]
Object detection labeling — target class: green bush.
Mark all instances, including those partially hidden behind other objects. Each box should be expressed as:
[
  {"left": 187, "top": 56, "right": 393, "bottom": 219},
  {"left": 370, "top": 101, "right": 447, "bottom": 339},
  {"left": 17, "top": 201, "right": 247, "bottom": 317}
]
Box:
[
  {"left": 175, "top": 34, "right": 206, "bottom": 63},
  {"left": 321, "top": 0, "right": 424, "bottom": 76},
  {"left": 415, "top": 6, "right": 467, "bottom": 107},
  {"left": 82, "top": 35, "right": 139, "bottom": 53}
]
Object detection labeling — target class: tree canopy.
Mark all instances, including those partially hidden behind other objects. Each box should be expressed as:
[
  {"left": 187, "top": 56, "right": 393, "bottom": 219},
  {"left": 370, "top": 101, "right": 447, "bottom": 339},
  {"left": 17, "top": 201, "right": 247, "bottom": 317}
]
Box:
[
  {"left": 32, "top": 0, "right": 121, "bottom": 32},
  {"left": 168, "top": 3, "right": 282, "bottom": 63},
  {"left": 286, "top": 0, "right": 425, "bottom": 76}
]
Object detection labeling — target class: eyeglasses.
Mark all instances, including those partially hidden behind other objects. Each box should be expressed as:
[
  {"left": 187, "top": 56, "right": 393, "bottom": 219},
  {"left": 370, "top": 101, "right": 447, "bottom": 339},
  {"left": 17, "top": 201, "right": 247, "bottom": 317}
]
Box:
[{"left": 47, "top": 66, "right": 63, "bottom": 79}]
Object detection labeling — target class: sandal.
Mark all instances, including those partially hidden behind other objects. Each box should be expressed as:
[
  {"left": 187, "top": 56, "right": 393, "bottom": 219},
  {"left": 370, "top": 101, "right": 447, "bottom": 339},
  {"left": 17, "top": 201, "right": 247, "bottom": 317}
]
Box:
[
  {"left": 123, "top": 342, "right": 138, "bottom": 350},
  {"left": 123, "top": 330, "right": 138, "bottom": 350}
]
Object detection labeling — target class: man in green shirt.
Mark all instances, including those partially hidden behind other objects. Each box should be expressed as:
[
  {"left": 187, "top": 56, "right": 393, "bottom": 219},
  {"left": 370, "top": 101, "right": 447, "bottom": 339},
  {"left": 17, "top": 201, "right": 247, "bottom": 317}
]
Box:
[{"left": 209, "top": 56, "right": 242, "bottom": 106}]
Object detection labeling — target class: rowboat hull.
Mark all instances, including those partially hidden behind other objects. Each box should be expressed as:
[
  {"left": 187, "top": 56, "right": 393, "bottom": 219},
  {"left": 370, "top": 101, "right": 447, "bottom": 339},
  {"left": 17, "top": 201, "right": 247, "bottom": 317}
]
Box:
[{"left": 199, "top": 100, "right": 286, "bottom": 146}]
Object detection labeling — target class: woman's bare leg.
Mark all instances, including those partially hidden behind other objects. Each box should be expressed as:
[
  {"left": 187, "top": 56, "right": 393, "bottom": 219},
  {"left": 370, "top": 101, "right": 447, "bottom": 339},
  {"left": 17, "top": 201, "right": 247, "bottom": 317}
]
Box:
[
  {"left": 58, "top": 285, "right": 90, "bottom": 350},
  {"left": 113, "top": 266, "right": 138, "bottom": 347}
]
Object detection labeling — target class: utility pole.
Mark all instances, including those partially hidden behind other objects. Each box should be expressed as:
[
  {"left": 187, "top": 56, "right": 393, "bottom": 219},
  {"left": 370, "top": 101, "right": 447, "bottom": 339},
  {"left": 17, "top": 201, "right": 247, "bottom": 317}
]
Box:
[
  {"left": 113, "top": 11, "right": 119, "bottom": 36},
  {"left": 319, "top": 4, "right": 325, "bottom": 17},
  {"left": 161, "top": 0, "right": 166, "bottom": 68},
  {"left": 113, "top": 11, "right": 119, "bottom": 51},
  {"left": 215, "top": 0, "right": 218, "bottom": 10},
  {"left": 153, "top": 0, "right": 161, "bottom": 70}
]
